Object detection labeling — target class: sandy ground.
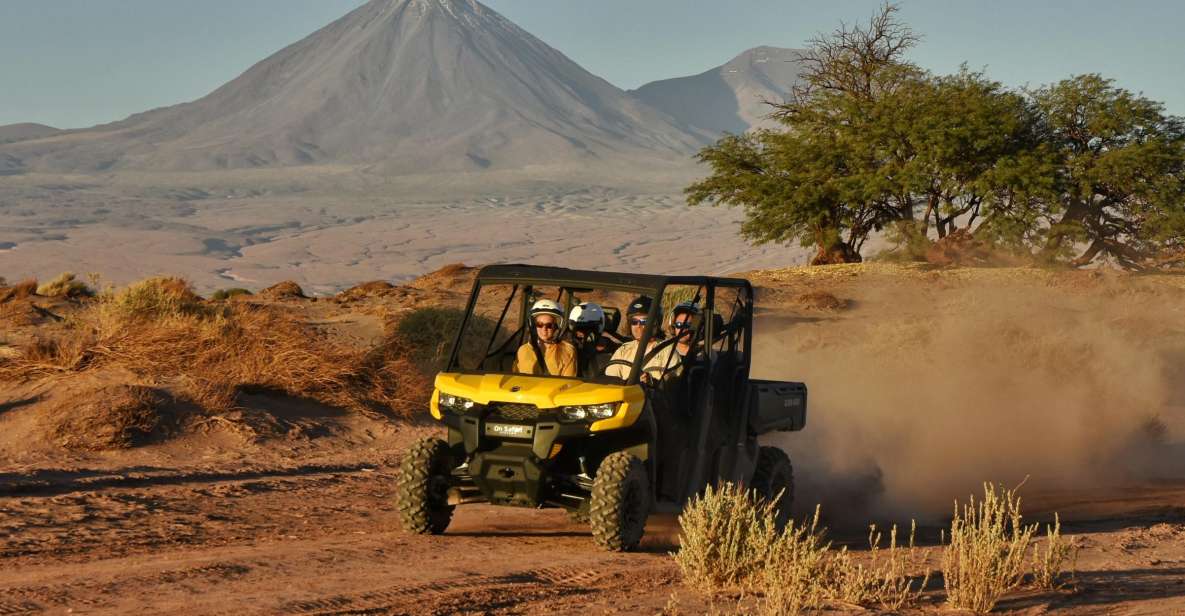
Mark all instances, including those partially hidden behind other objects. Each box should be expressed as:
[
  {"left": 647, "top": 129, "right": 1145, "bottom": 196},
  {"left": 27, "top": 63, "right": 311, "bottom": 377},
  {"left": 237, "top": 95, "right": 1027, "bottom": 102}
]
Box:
[{"left": 2, "top": 264, "right": 1184, "bottom": 614}]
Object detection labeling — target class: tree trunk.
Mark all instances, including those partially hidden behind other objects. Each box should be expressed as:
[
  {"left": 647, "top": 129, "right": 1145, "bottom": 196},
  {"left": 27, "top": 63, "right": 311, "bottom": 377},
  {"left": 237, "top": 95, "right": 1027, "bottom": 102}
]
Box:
[{"left": 810, "top": 241, "right": 863, "bottom": 265}]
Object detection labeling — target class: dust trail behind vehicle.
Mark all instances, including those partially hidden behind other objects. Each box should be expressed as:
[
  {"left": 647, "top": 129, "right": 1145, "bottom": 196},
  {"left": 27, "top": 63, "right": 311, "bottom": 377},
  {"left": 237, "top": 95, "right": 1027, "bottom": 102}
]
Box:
[{"left": 751, "top": 266, "right": 1185, "bottom": 523}]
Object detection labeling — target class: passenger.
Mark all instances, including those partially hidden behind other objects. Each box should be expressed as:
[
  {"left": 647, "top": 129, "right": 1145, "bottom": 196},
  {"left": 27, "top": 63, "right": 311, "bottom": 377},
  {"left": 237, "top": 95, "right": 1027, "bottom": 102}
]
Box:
[
  {"left": 569, "top": 302, "right": 619, "bottom": 378},
  {"left": 664, "top": 301, "right": 702, "bottom": 376},
  {"left": 513, "top": 299, "right": 577, "bottom": 377},
  {"left": 605, "top": 296, "right": 677, "bottom": 382}
]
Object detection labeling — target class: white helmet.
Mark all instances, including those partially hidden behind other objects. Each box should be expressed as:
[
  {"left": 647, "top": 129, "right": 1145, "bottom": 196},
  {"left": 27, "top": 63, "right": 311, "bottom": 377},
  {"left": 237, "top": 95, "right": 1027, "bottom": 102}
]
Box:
[
  {"left": 569, "top": 302, "right": 606, "bottom": 336},
  {"left": 530, "top": 299, "right": 565, "bottom": 329}
]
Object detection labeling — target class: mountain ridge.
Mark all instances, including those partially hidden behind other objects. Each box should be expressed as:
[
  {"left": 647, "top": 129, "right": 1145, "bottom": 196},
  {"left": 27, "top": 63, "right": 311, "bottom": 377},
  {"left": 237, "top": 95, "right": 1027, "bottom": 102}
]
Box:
[
  {"left": 1, "top": 0, "right": 709, "bottom": 175},
  {"left": 631, "top": 46, "right": 805, "bottom": 135}
]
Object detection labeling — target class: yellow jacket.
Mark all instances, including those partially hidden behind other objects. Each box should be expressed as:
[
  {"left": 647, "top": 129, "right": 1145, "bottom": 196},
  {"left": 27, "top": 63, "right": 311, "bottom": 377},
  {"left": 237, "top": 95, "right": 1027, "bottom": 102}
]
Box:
[{"left": 514, "top": 341, "right": 577, "bottom": 377}]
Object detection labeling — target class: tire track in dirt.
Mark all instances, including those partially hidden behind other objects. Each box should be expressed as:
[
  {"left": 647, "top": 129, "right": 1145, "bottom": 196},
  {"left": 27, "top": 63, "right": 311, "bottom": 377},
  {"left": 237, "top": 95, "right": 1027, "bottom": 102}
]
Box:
[
  {"left": 0, "top": 463, "right": 381, "bottom": 497},
  {"left": 270, "top": 566, "right": 609, "bottom": 616},
  {"left": 0, "top": 562, "right": 253, "bottom": 613}
]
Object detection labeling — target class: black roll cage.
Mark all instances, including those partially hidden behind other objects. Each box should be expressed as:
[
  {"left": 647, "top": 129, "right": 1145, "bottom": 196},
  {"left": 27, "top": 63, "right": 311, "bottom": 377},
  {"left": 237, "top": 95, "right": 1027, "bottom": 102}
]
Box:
[{"left": 445, "top": 265, "right": 754, "bottom": 387}]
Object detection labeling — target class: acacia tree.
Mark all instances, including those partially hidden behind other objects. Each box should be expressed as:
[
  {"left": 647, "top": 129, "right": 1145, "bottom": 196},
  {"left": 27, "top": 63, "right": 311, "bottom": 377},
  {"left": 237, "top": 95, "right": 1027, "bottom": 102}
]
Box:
[
  {"left": 687, "top": 4, "right": 922, "bottom": 264},
  {"left": 1033, "top": 75, "right": 1185, "bottom": 269}
]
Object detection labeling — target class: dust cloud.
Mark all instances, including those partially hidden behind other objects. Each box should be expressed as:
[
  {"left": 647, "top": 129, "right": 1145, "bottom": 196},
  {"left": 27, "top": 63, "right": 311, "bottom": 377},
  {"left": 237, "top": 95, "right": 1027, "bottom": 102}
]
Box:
[{"left": 752, "top": 270, "right": 1185, "bottom": 524}]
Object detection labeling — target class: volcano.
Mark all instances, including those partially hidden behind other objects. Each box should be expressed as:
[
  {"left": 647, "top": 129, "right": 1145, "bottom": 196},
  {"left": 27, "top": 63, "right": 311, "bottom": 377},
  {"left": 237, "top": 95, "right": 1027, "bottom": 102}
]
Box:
[{"left": 2, "top": 0, "right": 708, "bottom": 175}]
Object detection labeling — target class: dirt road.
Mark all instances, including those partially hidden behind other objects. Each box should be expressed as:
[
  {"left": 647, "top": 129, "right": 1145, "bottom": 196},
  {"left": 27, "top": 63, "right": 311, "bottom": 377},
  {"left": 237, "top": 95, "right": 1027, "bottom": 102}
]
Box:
[{"left": 2, "top": 458, "right": 1184, "bottom": 615}]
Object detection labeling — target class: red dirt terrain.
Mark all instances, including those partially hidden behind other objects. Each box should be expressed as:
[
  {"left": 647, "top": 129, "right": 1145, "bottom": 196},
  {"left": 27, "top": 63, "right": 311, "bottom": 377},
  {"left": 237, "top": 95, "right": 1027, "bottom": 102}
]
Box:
[{"left": 2, "top": 264, "right": 1184, "bottom": 614}]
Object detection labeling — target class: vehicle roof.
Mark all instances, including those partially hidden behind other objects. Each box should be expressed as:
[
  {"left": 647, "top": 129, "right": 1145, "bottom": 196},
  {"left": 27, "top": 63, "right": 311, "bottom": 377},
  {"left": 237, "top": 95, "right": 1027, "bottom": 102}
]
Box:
[{"left": 475, "top": 264, "right": 751, "bottom": 292}]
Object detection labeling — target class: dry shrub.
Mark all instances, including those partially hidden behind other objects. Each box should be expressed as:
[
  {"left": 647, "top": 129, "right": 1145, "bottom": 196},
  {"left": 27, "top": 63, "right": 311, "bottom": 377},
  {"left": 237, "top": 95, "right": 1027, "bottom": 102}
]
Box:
[
  {"left": 0, "top": 276, "right": 430, "bottom": 420},
  {"left": 50, "top": 384, "right": 167, "bottom": 450},
  {"left": 107, "top": 276, "right": 209, "bottom": 320},
  {"left": 0, "top": 278, "right": 38, "bottom": 303},
  {"left": 210, "top": 288, "right": 253, "bottom": 301},
  {"left": 675, "top": 483, "right": 779, "bottom": 592},
  {"left": 942, "top": 482, "right": 1037, "bottom": 612},
  {"left": 824, "top": 522, "right": 930, "bottom": 611},
  {"left": 758, "top": 507, "right": 833, "bottom": 615},
  {"left": 675, "top": 485, "right": 930, "bottom": 615},
  {"left": 1031, "top": 513, "right": 1076, "bottom": 590},
  {"left": 259, "top": 280, "right": 307, "bottom": 300},
  {"left": 36, "top": 272, "right": 93, "bottom": 298}
]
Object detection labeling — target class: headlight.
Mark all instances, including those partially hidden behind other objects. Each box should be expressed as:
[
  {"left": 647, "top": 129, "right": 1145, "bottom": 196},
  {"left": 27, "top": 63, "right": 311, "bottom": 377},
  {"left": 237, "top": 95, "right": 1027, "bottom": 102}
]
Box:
[
  {"left": 561, "top": 403, "right": 619, "bottom": 421},
  {"left": 438, "top": 392, "right": 476, "bottom": 412}
]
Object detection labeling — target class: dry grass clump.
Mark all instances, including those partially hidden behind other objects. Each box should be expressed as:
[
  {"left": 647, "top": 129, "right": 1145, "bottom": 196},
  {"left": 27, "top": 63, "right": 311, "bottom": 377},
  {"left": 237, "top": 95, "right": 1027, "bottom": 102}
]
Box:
[
  {"left": 1032, "top": 513, "right": 1076, "bottom": 590},
  {"left": 0, "top": 276, "right": 430, "bottom": 420},
  {"left": 36, "top": 272, "right": 93, "bottom": 298},
  {"left": 942, "top": 482, "right": 1038, "bottom": 612},
  {"left": 49, "top": 384, "right": 168, "bottom": 450},
  {"left": 259, "top": 280, "right": 307, "bottom": 300},
  {"left": 675, "top": 485, "right": 930, "bottom": 614},
  {"left": 0, "top": 278, "right": 38, "bottom": 303}
]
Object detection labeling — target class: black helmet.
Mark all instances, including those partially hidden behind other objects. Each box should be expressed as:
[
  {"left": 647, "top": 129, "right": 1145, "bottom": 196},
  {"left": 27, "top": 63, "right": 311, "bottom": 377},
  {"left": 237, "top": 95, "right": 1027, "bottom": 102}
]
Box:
[{"left": 627, "top": 295, "right": 653, "bottom": 316}]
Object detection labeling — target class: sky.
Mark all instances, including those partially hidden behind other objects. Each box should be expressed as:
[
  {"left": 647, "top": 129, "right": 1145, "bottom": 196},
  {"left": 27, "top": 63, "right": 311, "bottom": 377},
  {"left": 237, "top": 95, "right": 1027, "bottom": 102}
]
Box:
[{"left": 2, "top": 0, "right": 1183, "bottom": 129}]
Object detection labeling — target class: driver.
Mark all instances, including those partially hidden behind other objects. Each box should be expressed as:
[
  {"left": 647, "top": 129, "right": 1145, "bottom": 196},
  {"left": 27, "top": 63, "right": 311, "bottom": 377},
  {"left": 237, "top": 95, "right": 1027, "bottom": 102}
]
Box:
[
  {"left": 513, "top": 299, "right": 577, "bottom": 377},
  {"left": 604, "top": 295, "right": 676, "bottom": 382}
]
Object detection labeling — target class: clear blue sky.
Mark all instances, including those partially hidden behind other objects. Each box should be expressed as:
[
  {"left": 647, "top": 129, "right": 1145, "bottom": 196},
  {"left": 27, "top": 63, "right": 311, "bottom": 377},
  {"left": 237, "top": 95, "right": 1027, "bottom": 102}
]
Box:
[{"left": 3, "top": 0, "right": 1183, "bottom": 128}]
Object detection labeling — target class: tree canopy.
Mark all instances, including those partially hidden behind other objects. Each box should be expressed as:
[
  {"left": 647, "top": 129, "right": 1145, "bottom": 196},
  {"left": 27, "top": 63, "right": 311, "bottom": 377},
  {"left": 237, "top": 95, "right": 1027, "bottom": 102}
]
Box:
[{"left": 687, "top": 4, "right": 1185, "bottom": 269}]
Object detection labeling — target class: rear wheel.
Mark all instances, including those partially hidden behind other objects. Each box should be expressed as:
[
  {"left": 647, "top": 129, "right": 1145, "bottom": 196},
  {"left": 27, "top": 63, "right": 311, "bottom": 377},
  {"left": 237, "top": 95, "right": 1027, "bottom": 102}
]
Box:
[
  {"left": 751, "top": 446, "right": 794, "bottom": 530},
  {"left": 589, "top": 452, "right": 650, "bottom": 551},
  {"left": 394, "top": 437, "right": 455, "bottom": 534}
]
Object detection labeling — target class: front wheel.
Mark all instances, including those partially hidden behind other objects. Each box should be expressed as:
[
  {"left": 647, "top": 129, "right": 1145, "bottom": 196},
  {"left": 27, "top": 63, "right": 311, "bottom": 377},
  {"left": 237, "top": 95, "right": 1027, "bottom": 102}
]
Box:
[
  {"left": 394, "top": 437, "right": 455, "bottom": 534},
  {"left": 589, "top": 452, "right": 650, "bottom": 551},
  {"left": 750, "top": 446, "right": 794, "bottom": 530}
]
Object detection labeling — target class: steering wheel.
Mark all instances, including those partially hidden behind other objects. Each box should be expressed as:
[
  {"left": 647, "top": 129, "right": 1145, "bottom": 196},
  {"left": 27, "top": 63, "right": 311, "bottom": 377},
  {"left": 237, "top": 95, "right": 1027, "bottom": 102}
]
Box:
[{"left": 603, "top": 358, "right": 665, "bottom": 386}]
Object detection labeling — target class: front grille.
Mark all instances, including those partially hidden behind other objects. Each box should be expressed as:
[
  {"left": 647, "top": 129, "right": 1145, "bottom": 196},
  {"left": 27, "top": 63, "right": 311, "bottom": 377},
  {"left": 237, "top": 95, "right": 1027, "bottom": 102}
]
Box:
[{"left": 489, "top": 403, "right": 540, "bottom": 421}]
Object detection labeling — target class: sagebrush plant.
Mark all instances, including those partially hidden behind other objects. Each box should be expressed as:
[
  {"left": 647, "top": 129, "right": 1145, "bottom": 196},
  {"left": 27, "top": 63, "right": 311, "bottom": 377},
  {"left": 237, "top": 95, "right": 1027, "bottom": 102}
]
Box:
[
  {"left": 675, "top": 485, "right": 931, "bottom": 615},
  {"left": 825, "top": 522, "right": 931, "bottom": 611},
  {"left": 36, "top": 272, "right": 93, "bottom": 298},
  {"left": 758, "top": 505, "right": 832, "bottom": 615},
  {"left": 1032, "top": 513, "right": 1076, "bottom": 590},
  {"left": 674, "top": 482, "right": 779, "bottom": 592},
  {"left": 942, "top": 482, "right": 1037, "bottom": 612}
]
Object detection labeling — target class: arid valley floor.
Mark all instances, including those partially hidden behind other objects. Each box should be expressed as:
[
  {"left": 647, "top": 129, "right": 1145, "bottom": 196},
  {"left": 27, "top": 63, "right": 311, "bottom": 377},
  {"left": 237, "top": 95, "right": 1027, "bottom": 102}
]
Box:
[{"left": 1, "top": 264, "right": 1183, "bottom": 614}]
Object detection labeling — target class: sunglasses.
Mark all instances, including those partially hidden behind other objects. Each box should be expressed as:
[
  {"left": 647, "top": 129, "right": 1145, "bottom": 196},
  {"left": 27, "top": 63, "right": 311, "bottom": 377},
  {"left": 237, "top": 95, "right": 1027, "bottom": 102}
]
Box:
[
  {"left": 534, "top": 321, "right": 558, "bottom": 330},
  {"left": 673, "top": 320, "right": 693, "bottom": 330},
  {"left": 629, "top": 318, "right": 648, "bottom": 326}
]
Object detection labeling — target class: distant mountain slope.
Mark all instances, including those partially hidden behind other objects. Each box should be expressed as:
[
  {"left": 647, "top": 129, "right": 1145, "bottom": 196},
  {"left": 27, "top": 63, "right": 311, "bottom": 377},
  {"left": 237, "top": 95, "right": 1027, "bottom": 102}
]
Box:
[
  {"left": 1, "top": 0, "right": 708, "bottom": 175},
  {"left": 0, "top": 123, "right": 61, "bottom": 145},
  {"left": 631, "top": 46, "right": 804, "bottom": 135}
]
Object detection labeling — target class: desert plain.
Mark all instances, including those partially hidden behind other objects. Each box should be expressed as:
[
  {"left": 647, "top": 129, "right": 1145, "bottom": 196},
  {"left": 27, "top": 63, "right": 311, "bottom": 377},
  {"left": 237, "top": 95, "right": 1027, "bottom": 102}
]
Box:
[{"left": 1, "top": 261, "right": 1183, "bottom": 614}]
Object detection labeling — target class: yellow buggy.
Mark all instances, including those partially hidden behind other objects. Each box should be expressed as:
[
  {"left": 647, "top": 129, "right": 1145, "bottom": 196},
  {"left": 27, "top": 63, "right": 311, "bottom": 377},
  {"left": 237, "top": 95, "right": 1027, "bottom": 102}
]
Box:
[{"left": 395, "top": 265, "right": 807, "bottom": 551}]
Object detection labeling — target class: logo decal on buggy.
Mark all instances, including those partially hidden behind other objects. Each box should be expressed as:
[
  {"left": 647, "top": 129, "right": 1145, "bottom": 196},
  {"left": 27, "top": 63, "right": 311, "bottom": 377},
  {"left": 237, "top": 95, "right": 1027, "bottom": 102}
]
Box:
[{"left": 485, "top": 423, "right": 534, "bottom": 439}]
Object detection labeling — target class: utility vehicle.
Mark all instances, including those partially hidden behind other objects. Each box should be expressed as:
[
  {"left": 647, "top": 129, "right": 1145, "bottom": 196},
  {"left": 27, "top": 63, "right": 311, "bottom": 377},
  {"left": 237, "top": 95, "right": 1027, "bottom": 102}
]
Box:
[{"left": 395, "top": 265, "right": 807, "bottom": 551}]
